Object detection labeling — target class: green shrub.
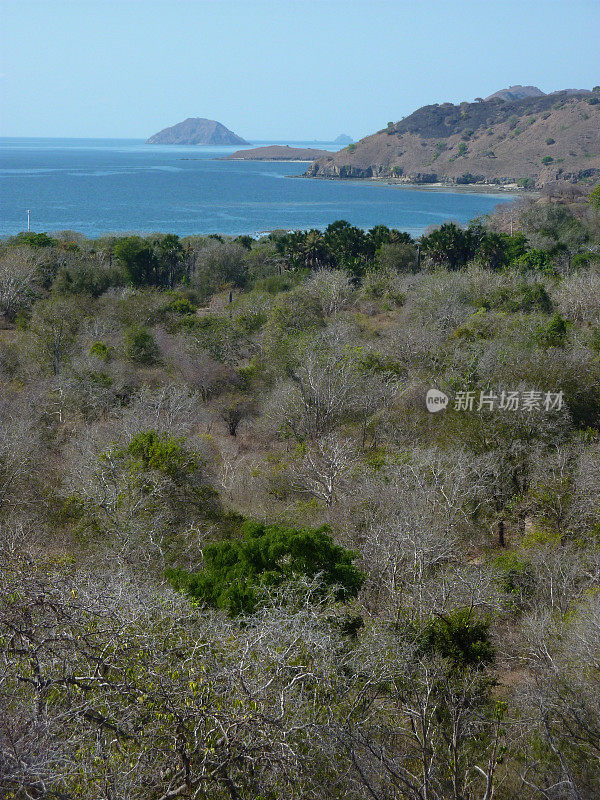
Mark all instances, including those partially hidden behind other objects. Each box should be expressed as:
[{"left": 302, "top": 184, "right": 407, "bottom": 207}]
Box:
[
  {"left": 165, "top": 296, "right": 198, "bottom": 315},
  {"left": 124, "top": 325, "right": 159, "bottom": 364},
  {"left": 512, "top": 249, "right": 554, "bottom": 275},
  {"left": 166, "top": 521, "right": 365, "bottom": 615},
  {"left": 8, "top": 231, "right": 58, "bottom": 248},
  {"left": 419, "top": 608, "right": 494, "bottom": 668},
  {"left": 534, "top": 312, "right": 569, "bottom": 347},
  {"left": 493, "top": 552, "right": 534, "bottom": 597},
  {"left": 121, "top": 430, "right": 203, "bottom": 482},
  {"left": 515, "top": 281, "right": 553, "bottom": 313},
  {"left": 89, "top": 341, "right": 114, "bottom": 361}
]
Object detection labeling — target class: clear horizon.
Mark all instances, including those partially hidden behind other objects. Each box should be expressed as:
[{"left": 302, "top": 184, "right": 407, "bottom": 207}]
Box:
[{"left": 1, "top": 0, "right": 599, "bottom": 140}]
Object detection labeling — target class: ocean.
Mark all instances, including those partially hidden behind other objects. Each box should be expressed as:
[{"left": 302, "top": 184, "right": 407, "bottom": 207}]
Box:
[{"left": 0, "top": 138, "right": 516, "bottom": 239}]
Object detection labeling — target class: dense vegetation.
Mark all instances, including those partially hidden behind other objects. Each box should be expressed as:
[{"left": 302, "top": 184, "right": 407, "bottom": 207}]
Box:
[{"left": 1, "top": 189, "right": 600, "bottom": 799}]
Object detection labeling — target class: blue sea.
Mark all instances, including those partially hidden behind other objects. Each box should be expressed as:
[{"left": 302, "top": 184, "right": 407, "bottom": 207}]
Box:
[{"left": 0, "top": 138, "right": 516, "bottom": 238}]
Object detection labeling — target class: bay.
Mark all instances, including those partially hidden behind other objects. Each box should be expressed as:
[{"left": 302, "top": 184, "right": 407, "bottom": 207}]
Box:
[{"left": 0, "top": 138, "right": 516, "bottom": 238}]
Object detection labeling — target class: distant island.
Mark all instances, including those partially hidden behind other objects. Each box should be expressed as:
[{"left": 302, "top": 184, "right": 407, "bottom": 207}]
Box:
[
  {"left": 334, "top": 134, "right": 354, "bottom": 144},
  {"left": 147, "top": 118, "right": 248, "bottom": 145},
  {"left": 224, "top": 145, "right": 333, "bottom": 162},
  {"left": 305, "top": 86, "right": 600, "bottom": 188}
]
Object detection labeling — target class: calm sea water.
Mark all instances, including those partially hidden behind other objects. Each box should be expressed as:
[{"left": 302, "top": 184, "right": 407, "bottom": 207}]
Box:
[{"left": 0, "top": 138, "right": 516, "bottom": 238}]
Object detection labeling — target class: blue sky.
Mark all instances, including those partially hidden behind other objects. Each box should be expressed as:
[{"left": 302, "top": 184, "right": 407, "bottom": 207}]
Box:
[{"left": 1, "top": 0, "right": 599, "bottom": 140}]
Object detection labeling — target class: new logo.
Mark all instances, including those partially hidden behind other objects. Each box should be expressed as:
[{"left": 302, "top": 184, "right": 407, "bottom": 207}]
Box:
[{"left": 426, "top": 389, "right": 449, "bottom": 413}]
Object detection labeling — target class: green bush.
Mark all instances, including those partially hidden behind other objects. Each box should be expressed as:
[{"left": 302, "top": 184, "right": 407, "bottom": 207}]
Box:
[
  {"left": 124, "top": 325, "right": 159, "bottom": 364},
  {"left": 165, "top": 296, "right": 198, "bottom": 315},
  {"left": 493, "top": 552, "right": 535, "bottom": 598},
  {"left": 8, "top": 231, "right": 58, "bottom": 248},
  {"left": 121, "top": 430, "right": 203, "bottom": 483},
  {"left": 534, "top": 312, "right": 569, "bottom": 347},
  {"left": 514, "top": 281, "right": 553, "bottom": 313},
  {"left": 419, "top": 608, "right": 494, "bottom": 668},
  {"left": 512, "top": 249, "right": 554, "bottom": 275},
  {"left": 89, "top": 341, "right": 114, "bottom": 361},
  {"left": 166, "top": 521, "right": 365, "bottom": 615}
]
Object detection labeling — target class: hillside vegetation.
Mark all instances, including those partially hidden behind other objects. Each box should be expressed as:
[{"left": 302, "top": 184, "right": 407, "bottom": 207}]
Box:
[
  {"left": 1, "top": 187, "right": 600, "bottom": 798},
  {"left": 306, "top": 88, "right": 600, "bottom": 187}
]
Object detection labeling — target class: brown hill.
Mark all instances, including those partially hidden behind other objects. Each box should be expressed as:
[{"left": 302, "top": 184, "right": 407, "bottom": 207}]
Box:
[
  {"left": 305, "top": 90, "right": 600, "bottom": 188},
  {"left": 224, "top": 145, "right": 332, "bottom": 161}
]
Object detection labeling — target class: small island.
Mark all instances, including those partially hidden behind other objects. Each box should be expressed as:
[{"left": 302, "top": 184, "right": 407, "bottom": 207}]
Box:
[
  {"left": 147, "top": 118, "right": 248, "bottom": 146},
  {"left": 223, "top": 145, "right": 333, "bottom": 162}
]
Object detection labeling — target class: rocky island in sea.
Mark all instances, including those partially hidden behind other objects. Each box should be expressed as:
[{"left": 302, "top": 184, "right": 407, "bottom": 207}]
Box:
[{"left": 147, "top": 117, "right": 249, "bottom": 145}]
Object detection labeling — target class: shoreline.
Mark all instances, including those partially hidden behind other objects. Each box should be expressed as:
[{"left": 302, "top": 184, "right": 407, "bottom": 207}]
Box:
[
  {"left": 224, "top": 158, "right": 316, "bottom": 163},
  {"left": 297, "top": 174, "right": 532, "bottom": 196}
]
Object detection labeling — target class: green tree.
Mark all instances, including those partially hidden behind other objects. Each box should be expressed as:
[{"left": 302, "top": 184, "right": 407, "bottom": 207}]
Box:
[
  {"left": 122, "top": 430, "right": 203, "bottom": 483},
  {"left": 512, "top": 248, "right": 554, "bottom": 274},
  {"left": 323, "top": 220, "right": 370, "bottom": 276},
  {"left": 419, "top": 608, "right": 494, "bottom": 668},
  {"left": 301, "top": 229, "right": 327, "bottom": 270},
  {"left": 167, "top": 521, "right": 365, "bottom": 615},
  {"left": 420, "top": 223, "right": 477, "bottom": 269},
  {"left": 29, "top": 296, "right": 83, "bottom": 374},
  {"left": 8, "top": 231, "right": 58, "bottom": 248},
  {"left": 124, "top": 325, "right": 159, "bottom": 364},
  {"left": 375, "top": 241, "right": 417, "bottom": 272},
  {"left": 113, "top": 236, "right": 155, "bottom": 286},
  {"left": 535, "top": 312, "right": 569, "bottom": 347},
  {"left": 152, "top": 233, "right": 184, "bottom": 287}
]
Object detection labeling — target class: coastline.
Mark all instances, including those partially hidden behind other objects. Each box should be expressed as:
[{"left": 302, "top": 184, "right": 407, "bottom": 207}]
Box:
[
  {"left": 297, "top": 174, "right": 532, "bottom": 196},
  {"left": 224, "top": 158, "right": 317, "bottom": 163}
]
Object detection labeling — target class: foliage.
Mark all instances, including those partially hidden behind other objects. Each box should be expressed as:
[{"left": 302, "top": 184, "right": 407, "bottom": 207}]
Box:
[
  {"left": 8, "top": 231, "right": 58, "bottom": 248},
  {"left": 167, "top": 520, "right": 365, "bottom": 615},
  {"left": 120, "top": 430, "right": 204, "bottom": 482},
  {"left": 534, "top": 312, "right": 569, "bottom": 347},
  {"left": 419, "top": 608, "right": 494, "bottom": 668},
  {"left": 2, "top": 196, "right": 600, "bottom": 797},
  {"left": 123, "top": 325, "right": 159, "bottom": 363},
  {"left": 512, "top": 248, "right": 555, "bottom": 274},
  {"left": 420, "top": 222, "right": 477, "bottom": 269}
]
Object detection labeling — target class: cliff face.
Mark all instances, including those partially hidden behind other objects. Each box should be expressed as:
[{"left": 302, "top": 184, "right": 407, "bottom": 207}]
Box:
[
  {"left": 305, "top": 90, "right": 600, "bottom": 187},
  {"left": 147, "top": 118, "right": 248, "bottom": 145}
]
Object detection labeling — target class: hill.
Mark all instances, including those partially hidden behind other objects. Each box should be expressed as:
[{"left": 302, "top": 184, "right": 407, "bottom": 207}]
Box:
[
  {"left": 305, "top": 88, "right": 600, "bottom": 188},
  {"left": 484, "top": 85, "right": 545, "bottom": 101},
  {"left": 334, "top": 134, "right": 354, "bottom": 144},
  {"left": 147, "top": 118, "right": 248, "bottom": 145},
  {"left": 224, "top": 145, "right": 333, "bottom": 161}
]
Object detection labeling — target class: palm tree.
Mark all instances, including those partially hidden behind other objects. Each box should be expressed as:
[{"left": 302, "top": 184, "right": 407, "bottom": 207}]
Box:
[{"left": 301, "top": 229, "right": 327, "bottom": 270}]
